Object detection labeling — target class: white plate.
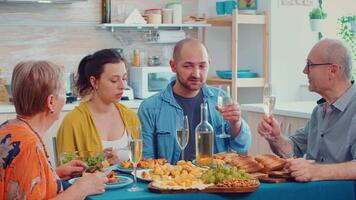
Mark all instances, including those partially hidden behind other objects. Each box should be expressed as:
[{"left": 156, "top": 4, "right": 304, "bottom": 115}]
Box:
[
  {"left": 132, "top": 169, "right": 153, "bottom": 182},
  {"left": 68, "top": 175, "right": 133, "bottom": 190}
]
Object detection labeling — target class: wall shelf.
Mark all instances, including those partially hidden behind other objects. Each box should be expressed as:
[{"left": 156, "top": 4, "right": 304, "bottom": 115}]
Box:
[
  {"left": 207, "top": 14, "right": 266, "bottom": 26},
  {"left": 98, "top": 23, "right": 211, "bottom": 32},
  {"left": 206, "top": 77, "right": 265, "bottom": 88},
  {"left": 203, "top": 11, "right": 269, "bottom": 100}
]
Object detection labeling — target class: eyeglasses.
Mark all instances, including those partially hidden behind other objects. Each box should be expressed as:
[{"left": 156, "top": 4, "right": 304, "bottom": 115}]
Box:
[{"left": 305, "top": 60, "right": 333, "bottom": 71}]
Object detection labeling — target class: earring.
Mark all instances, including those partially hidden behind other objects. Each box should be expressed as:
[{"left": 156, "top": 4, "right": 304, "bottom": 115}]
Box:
[{"left": 50, "top": 109, "right": 54, "bottom": 114}]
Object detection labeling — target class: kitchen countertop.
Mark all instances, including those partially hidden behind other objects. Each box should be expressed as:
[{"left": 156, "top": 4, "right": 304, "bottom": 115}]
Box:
[
  {"left": 0, "top": 99, "right": 143, "bottom": 114},
  {"left": 241, "top": 101, "right": 317, "bottom": 119}
]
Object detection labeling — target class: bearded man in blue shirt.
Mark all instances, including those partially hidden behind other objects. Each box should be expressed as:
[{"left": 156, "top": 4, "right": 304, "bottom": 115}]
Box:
[{"left": 138, "top": 38, "right": 252, "bottom": 164}]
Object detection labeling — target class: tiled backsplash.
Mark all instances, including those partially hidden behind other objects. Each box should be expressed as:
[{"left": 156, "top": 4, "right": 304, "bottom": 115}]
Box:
[{"left": 0, "top": 0, "right": 199, "bottom": 81}]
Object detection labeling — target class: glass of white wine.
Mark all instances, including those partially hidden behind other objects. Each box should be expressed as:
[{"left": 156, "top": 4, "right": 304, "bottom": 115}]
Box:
[
  {"left": 176, "top": 115, "right": 189, "bottom": 160},
  {"left": 127, "top": 126, "right": 143, "bottom": 192},
  {"left": 263, "top": 83, "right": 276, "bottom": 140},
  {"left": 217, "top": 85, "right": 231, "bottom": 139}
]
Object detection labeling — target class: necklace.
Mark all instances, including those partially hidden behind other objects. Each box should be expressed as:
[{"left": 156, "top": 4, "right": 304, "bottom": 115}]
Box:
[{"left": 16, "top": 116, "right": 51, "bottom": 162}]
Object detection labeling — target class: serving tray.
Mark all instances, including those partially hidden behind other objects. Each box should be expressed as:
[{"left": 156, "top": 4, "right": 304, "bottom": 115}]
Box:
[{"left": 148, "top": 181, "right": 259, "bottom": 194}]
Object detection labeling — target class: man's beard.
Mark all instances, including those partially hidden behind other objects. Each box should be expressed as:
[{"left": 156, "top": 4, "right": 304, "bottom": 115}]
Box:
[{"left": 176, "top": 75, "right": 202, "bottom": 92}]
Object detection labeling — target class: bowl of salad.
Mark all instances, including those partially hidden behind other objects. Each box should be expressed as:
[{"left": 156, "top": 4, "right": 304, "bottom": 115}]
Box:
[{"left": 59, "top": 151, "right": 108, "bottom": 169}]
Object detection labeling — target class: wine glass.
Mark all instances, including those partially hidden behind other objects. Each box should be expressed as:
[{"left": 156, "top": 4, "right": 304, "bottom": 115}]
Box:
[
  {"left": 176, "top": 115, "right": 189, "bottom": 161},
  {"left": 127, "top": 126, "right": 143, "bottom": 192},
  {"left": 216, "top": 85, "right": 231, "bottom": 139},
  {"left": 263, "top": 83, "right": 276, "bottom": 140}
]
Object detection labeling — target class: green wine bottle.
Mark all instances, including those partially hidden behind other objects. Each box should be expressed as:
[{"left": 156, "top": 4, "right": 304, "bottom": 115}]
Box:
[{"left": 102, "top": 0, "right": 111, "bottom": 23}]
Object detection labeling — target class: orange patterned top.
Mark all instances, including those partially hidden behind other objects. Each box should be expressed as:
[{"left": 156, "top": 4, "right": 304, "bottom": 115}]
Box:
[{"left": 0, "top": 121, "right": 62, "bottom": 200}]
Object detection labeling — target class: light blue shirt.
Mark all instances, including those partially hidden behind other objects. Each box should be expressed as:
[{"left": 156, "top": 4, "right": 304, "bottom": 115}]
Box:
[
  {"left": 290, "top": 82, "right": 356, "bottom": 163},
  {"left": 138, "top": 81, "right": 252, "bottom": 164}
]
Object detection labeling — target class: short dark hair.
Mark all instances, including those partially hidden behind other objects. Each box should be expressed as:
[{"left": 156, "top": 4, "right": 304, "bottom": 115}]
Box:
[{"left": 75, "top": 48, "right": 126, "bottom": 97}]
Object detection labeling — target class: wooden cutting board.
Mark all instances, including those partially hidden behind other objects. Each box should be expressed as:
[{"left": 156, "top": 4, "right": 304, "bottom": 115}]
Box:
[{"left": 148, "top": 182, "right": 260, "bottom": 194}]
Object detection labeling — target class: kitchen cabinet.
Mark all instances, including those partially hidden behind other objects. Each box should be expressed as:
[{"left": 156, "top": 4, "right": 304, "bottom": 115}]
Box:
[{"left": 203, "top": 10, "right": 269, "bottom": 100}]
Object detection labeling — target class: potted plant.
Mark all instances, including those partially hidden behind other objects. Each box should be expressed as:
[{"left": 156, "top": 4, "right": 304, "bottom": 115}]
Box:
[
  {"left": 338, "top": 15, "right": 356, "bottom": 79},
  {"left": 350, "top": 15, "right": 356, "bottom": 32},
  {"left": 309, "top": 7, "right": 327, "bottom": 32}
]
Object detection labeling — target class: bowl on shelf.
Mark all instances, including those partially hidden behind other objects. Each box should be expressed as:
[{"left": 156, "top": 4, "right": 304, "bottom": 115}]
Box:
[{"left": 216, "top": 70, "right": 258, "bottom": 79}]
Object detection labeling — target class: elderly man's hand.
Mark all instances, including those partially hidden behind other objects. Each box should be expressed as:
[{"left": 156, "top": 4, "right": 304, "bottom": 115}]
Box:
[
  {"left": 257, "top": 115, "right": 282, "bottom": 140},
  {"left": 285, "top": 158, "right": 319, "bottom": 182}
]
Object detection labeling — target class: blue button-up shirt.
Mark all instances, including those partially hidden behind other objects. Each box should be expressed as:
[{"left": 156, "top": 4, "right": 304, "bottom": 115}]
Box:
[
  {"left": 290, "top": 82, "right": 356, "bottom": 163},
  {"left": 138, "top": 82, "right": 252, "bottom": 164}
]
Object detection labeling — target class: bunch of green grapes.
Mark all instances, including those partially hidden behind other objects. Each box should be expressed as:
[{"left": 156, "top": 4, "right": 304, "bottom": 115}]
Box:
[{"left": 201, "top": 165, "right": 253, "bottom": 184}]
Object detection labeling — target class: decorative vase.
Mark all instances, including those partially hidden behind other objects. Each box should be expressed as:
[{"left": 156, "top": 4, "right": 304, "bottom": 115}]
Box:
[{"left": 310, "top": 19, "right": 324, "bottom": 32}]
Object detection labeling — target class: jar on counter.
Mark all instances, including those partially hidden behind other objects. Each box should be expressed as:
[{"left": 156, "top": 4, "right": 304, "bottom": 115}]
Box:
[
  {"left": 147, "top": 56, "right": 161, "bottom": 66},
  {"left": 133, "top": 49, "right": 140, "bottom": 67},
  {"left": 166, "top": 3, "right": 182, "bottom": 24},
  {"left": 145, "top": 9, "right": 162, "bottom": 24},
  {"left": 162, "top": 8, "right": 173, "bottom": 24},
  {"left": 147, "top": 56, "right": 154, "bottom": 66}
]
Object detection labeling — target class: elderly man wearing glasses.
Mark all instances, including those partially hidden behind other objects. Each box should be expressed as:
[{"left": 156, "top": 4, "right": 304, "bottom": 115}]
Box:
[{"left": 257, "top": 38, "right": 356, "bottom": 182}]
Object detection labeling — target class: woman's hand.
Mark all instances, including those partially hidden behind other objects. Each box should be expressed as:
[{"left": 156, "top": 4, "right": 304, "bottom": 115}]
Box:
[
  {"left": 56, "top": 160, "right": 87, "bottom": 180},
  {"left": 72, "top": 172, "right": 108, "bottom": 197},
  {"left": 104, "top": 147, "right": 119, "bottom": 165}
]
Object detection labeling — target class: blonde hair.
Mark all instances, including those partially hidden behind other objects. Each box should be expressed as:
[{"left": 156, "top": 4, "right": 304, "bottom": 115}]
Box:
[{"left": 11, "top": 60, "right": 64, "bottom": 116}]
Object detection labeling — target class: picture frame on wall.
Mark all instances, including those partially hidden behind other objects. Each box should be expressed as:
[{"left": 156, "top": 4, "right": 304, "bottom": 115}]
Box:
[{"left": 239, "top": 0, "right": 258, "bottom": 14}]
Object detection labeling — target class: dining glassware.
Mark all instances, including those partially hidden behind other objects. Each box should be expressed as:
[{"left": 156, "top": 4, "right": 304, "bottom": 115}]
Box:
[
  {"left": 217, "top": 85, "right": 231, "bottom": 139},
  {"left": 176, "top": 115, "right": 189, "bottom": 160},
  {"left": 127, "top": 126, "right": 143, "bottom": 192},
  {"left": 263, "top": 83, "right": 276, "bottom": 140}
]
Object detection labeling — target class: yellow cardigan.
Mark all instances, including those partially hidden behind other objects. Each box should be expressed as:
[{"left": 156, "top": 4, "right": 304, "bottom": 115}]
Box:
[{"left": 56, "top": 101, "right": 140, "bottom": 157}]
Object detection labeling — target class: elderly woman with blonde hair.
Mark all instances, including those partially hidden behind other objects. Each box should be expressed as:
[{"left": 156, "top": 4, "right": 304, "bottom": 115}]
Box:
[{"left": 0, "top": 61, "right": 107, "bottom": 200}]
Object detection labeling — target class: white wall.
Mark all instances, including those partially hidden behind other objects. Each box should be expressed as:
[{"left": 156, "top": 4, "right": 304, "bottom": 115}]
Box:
[{"left": 269, "top": 0, "right": 318, "bottom": 102}]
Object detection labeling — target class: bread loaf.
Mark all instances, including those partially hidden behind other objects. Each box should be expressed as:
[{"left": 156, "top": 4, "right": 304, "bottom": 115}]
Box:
[{"left": 255, "top": 154, "right": 286, "bottom": 172}]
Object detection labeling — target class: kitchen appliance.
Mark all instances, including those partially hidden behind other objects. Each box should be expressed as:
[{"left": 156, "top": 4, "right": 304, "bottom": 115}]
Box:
[{"left": 129, "top": 66, "right": 175, "bottom": 99}]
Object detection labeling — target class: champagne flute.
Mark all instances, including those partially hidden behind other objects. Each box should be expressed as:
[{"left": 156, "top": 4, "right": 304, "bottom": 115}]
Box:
[
  {"left": 127, "top": 126, "right": 143, "bottom": 192},
  {"left": 263, "top": 83, "right": 276, "bottom": 140},
  {"left": 176, "top": 115, "right": 189, "bottom": 160},
  {"left": 217, "top": 85, "right": 231, "bottom": 139}
]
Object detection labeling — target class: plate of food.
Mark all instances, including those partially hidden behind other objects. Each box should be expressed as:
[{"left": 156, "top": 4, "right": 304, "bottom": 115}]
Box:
[
  {"left": 133, "top": 169, "right": 153, "bottom": 182},
  {"left": 192, "top": 158, "right": 228, "bottom": 168},
  {"left": 68, "top": 174, "right": 133, "bottom": 190},
  {"left": 117, "top": 158, "right": 168, "bottom": 173}
]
